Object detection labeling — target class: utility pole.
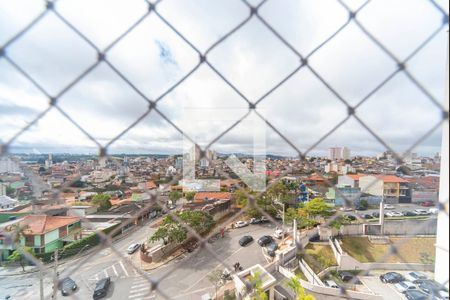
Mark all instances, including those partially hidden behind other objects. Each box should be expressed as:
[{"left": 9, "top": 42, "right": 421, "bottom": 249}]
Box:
[
  {"left": 39, "top": 267, "right": 44, "bottom": 300},
  {"left": 52, "top": 248, "right": 59, "bottom": 299}
]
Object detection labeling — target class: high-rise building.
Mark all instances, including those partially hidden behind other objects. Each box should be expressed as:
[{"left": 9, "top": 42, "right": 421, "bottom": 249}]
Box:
[
  {"left": 328, "top": 147, "right": 342, "bottom": 160},
  {"left": 329, "top": 147, "right": 351, "bottom": 161},
  {"left": 342, "top": 147, "right": 351, "bottom": 160}
]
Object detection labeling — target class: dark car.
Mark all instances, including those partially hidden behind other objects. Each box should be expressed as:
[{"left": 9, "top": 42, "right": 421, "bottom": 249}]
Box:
[
  {"left": 405, "top": 290, "right": 430, "bottom": 300},
  {"left": 250, "top": 218, "right": 261, "bottom": 224},
  {"left": 239, "top": 236, "right": 254, "bottom": 247},
  {"left": 355, "top": 206, "right": 368, "bottom": 211},
  {"left": 362, "top": 214, "right": 373, "bottom": 219},
  {"left": 340, "top": 272, "right": 361, "bottom": 284},
  {"left": 345, "top": 214, "right": 357, "bottom": 221},
  {"left": 380, "top": 272, "right": 404, "bottom": 284},
  {"left": 59, "top": 277, "right": 77, "bottom": 296},
  {"left": 419, "top": 280, "right": 446, "bottom": 295},
  {"left": 266, "top": 242, "right": 278, "bottom": 257},
  {"left": 403, "top": 211, "right": 418, "bottom": 217},
  {"left": 93, "top": 277, "right": 111, "bottom": 300},
  {"left": 258, "top": 235, "right": 273, "bottom": 247}
]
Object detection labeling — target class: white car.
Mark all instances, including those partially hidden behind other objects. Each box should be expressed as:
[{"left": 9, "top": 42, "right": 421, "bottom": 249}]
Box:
[
  {"left": 405, "top": 271, "right": 427, "bottom": 283},
  {"left": 384, "top": 204, "right": 395, "bottom": 210},
  {"left": 386, "top": 211, "right": 403, "bottom": 217},
  {"left": 340, "top": 207, "right": 353, "bottom": 212},
  {"left": 234, "top": 221, "right": 248, "bottom": 228},
  {"left": 395, "top": 281, "right": 417, "bottom": 293},
  {"left": 414, "top": 209, "right": 431, "bottom": 215},
  {"left": 325, "top": 280, "right": 340, "bottom": 289},
  {"left": 273, "top": 229, "right": 285, "bottom": 239},
  {"left": 429, "top": 208, "right": 439, "bottom": 214}
]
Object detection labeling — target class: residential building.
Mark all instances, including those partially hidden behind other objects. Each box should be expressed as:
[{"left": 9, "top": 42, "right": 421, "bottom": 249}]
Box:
[
  {"left": 194, "top": 192, "right": 232, "bottom": 203},
  {"left": 0, "top": 182, "right": 7, "bottom": 196},
  {"left": 326, "top": 185, "right": 361, "bottom": 207},
  {"left": 0, "top": 195, "right": 18, "bottom": 210},
  {"left": 359, "top": 175, "right": 410, "bottom": 203},
  {"left": 328, "top": 147, "right": 342, "bottom": 160},
  {"left": 0, "top": 215, "right": 82, "bottom": 260}
]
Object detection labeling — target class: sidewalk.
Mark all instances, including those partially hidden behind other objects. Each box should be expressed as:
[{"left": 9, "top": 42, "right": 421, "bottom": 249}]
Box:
[
  {"left": 0, "top": 265, "right": 40, "bottom": 276},
  {"left": 131, "top": 247, "right": 186, "bottom": 271}
]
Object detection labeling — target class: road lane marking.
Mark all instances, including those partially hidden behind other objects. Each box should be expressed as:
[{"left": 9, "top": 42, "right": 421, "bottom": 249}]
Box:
[
  {"left": 129, "top": 292, "right": 153, "bottom": 298},
  {"left": 132, "top": 283, "right": 150, "bottom": 289},
  {"left": 130, "top": 287, "right": 150, "bottom": 294},
  {"left": 112, "top": 264, "right": 118, "bottom": 276},
  {"left": 120, "top": 260, "right": 130, "bottom": 277},
  {"left": 181, "top": 246, "right": 245, "bottom": 293}
]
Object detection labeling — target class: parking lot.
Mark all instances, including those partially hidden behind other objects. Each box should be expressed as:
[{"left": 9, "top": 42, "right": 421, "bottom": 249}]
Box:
[{"left": 360, "top": 270, "right": 438, "bottom": 300}]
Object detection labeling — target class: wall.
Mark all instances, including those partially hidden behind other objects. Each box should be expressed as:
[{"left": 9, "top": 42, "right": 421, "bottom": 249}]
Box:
[
  {"left": 359, "top": 176, "right": 384, "bottom": 197},
  {"left": 328, "top": 237, "right": 434, "bottom": 272},
  {"left": 298, "top": 259, "right": 324, "bottom": 286}
]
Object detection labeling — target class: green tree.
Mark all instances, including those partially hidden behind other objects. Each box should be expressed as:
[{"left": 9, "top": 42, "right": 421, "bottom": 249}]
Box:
[
  {"left": 248, "top": 272, "right": 268, "bottom": 300},
  {"left": 303, "top": 198, "right": 332, "bottom": 219},
  {"left": 149, "top": 211, "right": 215, "bottom": 245},
  {"left": 207, "top": 270, "right": 225, "bottom": 298},
  {"left": 7, "top": 246, "right": 34, "bottom": 272},
  {"left": 5, "top": 186, "right": 15, "bottom": 197},
  {"left": 91, "top": 194, "right": 112, "bottom": 211},
  {"left": 185, "top": 192, "right": 196, "bottom": 202},
  {"left": 358, "top": 199, "right": 369, "bottom": 210},
  {"left": 169, "top": 191, "right": 182, "bottom": 203},
  {"left": 288, "top": 276, "right": 315, "bottom": 300},
  {"left": 235, "top": 189, "right": 248, "bottom": 207}
]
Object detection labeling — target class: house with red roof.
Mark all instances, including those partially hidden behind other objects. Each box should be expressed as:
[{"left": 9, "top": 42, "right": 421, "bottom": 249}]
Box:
[
  {"left": 0, "top": 215, "right": 81, "bottom": 260},
  {"left": 193, "top": 192, "right": 232, "bottom": 203},
  {"left": 359, "top": 175, "right": 411, "bottom": 203}
]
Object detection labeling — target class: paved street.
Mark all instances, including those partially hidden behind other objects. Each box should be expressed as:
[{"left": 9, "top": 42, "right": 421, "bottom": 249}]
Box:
[{"left": 0, "top": 220, "right": 277, "bottom": 300}]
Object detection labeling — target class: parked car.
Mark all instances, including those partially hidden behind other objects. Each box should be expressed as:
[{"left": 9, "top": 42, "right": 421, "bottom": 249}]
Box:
[
  {"left": 260, "top": 216, "right": 270, "bottom": 223},
  {"left": 405, "top": 290, "right": 430, "bottom": 300},
  {"left": 239, "top": 236, "right": 253, "bottom": 246},
  {"left": 273, "top": 229, "right": 285, "bottom": 239},
  {"left": 414, "top": 209, "right": 431, "bottom": 215},
  {"left": 403, "top": 211, "right": 418, "bottom": 217},
  {"left": 372, "top": 212, "right": 383, "bottom": 218},
  {"left": 345, "top": 214, "right": 357, "bottom": 221},
  {"left": 93, "top": 277, "right": 111, "bottom": 300},
  {"left": 127, "top": 243, "right": 141, "bottom": 254},
  {"left": 395, "top": 281, "right": 418, "bottom": 293},
  {"left": 384, "top": 204, "right": 395, "bottom": 210},
  {"left": 258, "top": 235, "right": 273, "bottom": 246},
  {"left": 429, "top": 208, "right": 440, "bottom": 214},
  {"left": 340, "top": 207, "right": 354, "bottom": 212},
  {"left": 235, "top": 221, "right": 249, "bottom": 228},
  {"left": 380, "top": 272, "right": 405, "bottom": 284},
  {"left": 266, "top": 242, "right": 278, "bottom": 257},
  {"left": 355, "top": 206, "right": 368, "bottom": 211},
  {"left": 361, "top": 214, "right": 373, "bottom": 219},
  {"left": 419, "top": 280, "right": 442, "bottom": 294},
  {"left": 340, "top": 272, "right": 361, "bottom": 284},
  {"left": 59, "top": 277, "right": 77, "bottom": 296},
  {"left": 421, "top": 201, "right": 435, "bottom": 207},
  {"left": 405, "top": 272, "right": 428, "bottom": 284},
  {"left": 419, "top": 280, "right": 449, "bottom": 299},
  {"left": 386, "top": 211, "right": 403, "bottom": 218},
  {"left": 324, "top": 280, "right": 340, "bottom": 289},
  {"left": 249, "top": 218, "right": 261, "bottom": 224}
]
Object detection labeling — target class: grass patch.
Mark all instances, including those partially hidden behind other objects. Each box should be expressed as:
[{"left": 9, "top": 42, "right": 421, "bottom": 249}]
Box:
[
  {"left": 341, "top": 236, "right": 436, "bottom": 263},
  {"left": 303, "top": 244, "right": 337, "bottom": 274}
]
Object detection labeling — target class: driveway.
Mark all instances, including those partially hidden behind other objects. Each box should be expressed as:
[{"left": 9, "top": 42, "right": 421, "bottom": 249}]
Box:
[{"left": 361, "top": 276, "right": 405, "bottom": 300}]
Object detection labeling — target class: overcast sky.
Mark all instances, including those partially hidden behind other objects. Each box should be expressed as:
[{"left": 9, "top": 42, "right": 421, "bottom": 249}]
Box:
[{"left": 0, "top": 0, "right": 448, "bottom": 157}]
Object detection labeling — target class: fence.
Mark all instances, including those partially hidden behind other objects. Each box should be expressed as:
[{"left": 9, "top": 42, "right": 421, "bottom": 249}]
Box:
[{"left": 0, "top": 0, "right": 448, "bottom": 299}]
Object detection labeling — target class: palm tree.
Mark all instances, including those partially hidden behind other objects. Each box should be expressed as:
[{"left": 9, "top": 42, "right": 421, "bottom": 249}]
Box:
[{"left": 288, "top": 276, "right": 315, "bottom": 300}]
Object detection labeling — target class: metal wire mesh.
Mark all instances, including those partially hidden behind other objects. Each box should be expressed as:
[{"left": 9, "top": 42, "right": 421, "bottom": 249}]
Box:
[{"left": 0, "top": 0, "right": 449, "bottom": 299}]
